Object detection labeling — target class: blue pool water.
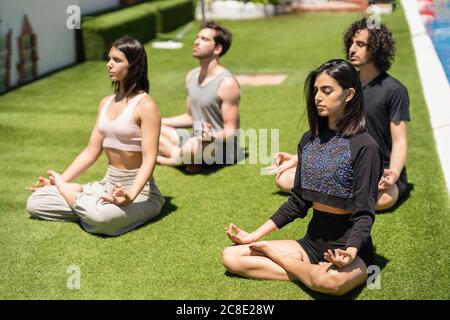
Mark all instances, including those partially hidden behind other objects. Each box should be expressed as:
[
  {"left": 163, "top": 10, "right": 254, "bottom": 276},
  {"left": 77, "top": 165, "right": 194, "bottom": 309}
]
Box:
[{"left": 426, "top": 0, "right": 450, "bottom": 83}]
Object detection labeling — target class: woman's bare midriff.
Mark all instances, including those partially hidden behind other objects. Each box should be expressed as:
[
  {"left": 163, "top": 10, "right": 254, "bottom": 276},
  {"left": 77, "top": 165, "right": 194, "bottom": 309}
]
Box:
[
  {"left": 313, "top": 202, "right": 352, "bottom": 214},
  {"left": 104, "top": 148, "right": 142, "bottom": 170}
]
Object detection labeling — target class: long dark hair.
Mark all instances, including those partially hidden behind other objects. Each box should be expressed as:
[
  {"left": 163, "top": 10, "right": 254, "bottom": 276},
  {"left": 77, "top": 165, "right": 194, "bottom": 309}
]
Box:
[
  {"left": 304, "top": 59, "right": 365, "bottom": 138},
  {"left": 109, "top": 36, "right": 149, "bottom": 98}
]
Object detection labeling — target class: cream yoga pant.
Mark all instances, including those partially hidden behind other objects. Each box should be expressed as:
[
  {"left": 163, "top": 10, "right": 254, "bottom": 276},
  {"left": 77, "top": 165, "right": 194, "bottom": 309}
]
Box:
[{"left": 26, "top": 166, "right": 165, "bottom": 236}]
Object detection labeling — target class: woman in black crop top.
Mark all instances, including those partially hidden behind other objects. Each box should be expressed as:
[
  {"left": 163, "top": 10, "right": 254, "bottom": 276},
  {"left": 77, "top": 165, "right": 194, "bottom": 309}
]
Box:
[{"left": 222, "top": 59, "right": 383, "bottom": 296}]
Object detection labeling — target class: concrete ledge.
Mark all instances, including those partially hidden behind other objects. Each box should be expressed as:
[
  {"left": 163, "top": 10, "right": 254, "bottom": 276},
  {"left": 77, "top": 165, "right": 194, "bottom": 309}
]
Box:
[{"left": 401, "top": 0, "right": 450, "bottom": 193}]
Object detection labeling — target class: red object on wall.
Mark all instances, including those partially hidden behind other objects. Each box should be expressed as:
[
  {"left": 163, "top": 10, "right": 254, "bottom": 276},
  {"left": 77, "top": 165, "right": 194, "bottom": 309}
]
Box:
[
  {"left": 420, "top": 8, "right": 436, "bottom": 17},
  {"left": 17, "top": 15, "right": 38, "bottom": 83}
]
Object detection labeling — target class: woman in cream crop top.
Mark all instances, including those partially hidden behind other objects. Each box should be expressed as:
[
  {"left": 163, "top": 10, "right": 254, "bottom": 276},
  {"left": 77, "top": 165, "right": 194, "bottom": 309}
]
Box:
[
  {"left": 97, "top": 92, "right": 146, "bottom": 152},
  {"left": 27, "top": 36, "right": 164, "bottom": 237}
]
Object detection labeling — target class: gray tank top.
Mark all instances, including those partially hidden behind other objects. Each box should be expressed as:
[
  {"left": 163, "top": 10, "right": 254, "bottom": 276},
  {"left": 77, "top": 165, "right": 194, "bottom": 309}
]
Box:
[
  {"left": 187, "top": 67, "right": 240, "bottom": 131},
  {"left": 187, "top": 67, "right": 243, "bottom": 163}
]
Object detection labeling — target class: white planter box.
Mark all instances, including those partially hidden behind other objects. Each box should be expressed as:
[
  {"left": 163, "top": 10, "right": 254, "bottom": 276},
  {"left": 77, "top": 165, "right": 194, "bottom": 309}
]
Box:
[{"left": 196, "top": 0, "right": 275, "bottom": 20}]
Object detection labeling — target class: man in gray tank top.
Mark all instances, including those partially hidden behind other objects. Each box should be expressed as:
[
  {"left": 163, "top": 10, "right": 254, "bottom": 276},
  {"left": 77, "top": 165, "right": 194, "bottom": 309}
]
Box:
[{"left": 157, "top": 21, "right": 242, "bottom": 173}]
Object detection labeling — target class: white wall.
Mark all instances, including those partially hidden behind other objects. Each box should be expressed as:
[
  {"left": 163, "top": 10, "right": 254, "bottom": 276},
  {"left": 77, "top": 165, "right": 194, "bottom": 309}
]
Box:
[
  {"left": 78, "top": 0, "right": 119, "bottom": 15},
  {"left": 0, "top": 0, "right": 119, "bottom": 87}
]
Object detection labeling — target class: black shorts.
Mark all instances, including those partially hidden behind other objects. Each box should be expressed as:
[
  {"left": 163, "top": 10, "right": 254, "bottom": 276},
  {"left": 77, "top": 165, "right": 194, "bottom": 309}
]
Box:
[{"left": 297, "top": 209, "right": 375, "bottom": 267}]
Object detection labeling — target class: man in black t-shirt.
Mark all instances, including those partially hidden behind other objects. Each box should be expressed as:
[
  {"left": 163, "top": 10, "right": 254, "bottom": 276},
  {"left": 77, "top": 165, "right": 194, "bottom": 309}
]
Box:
[{"left": 344, "top": 18, "right": 410, "bottom": 210}]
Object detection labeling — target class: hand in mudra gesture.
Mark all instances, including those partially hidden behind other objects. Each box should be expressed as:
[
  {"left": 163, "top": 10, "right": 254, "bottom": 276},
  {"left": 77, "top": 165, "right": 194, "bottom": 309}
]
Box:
[{"left": 100, "top": 183, "right": 133, "bottom": 206}]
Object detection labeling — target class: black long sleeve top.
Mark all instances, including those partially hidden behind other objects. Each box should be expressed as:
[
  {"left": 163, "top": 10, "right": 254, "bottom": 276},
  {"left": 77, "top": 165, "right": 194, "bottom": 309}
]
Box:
[{"left": 270, "top": 129, "right": 383, "bottom": 252}]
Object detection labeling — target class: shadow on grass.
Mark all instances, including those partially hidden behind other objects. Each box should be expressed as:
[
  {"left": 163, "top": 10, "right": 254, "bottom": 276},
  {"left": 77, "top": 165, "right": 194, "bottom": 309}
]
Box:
[
  {"left": 272, "top": 190, "right": 291, "bottom": 197},
  {"left": 174, "top": 163, "right": 230, "bottom": 176},
  {"left": 377, "top": 183, "right": 414, "bottom": 215},
  {"left": 148, "top": 196, "right": 178, "bottom": 224},
  {"left": 173, "top": 150, "right": 250, "bottom": 176},
  {"left": 224, "top": 252, "right": 389, "bottom": 300}
]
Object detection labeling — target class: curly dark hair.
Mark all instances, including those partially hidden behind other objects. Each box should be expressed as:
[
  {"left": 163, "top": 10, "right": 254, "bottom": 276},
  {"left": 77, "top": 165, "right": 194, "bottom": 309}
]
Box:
[{"left": 343, "top": 17, "right": 396, "bottom": 72}]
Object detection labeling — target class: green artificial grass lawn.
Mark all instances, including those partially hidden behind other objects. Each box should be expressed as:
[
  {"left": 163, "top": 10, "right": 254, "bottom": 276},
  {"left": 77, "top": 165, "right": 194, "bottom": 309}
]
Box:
[{"left": 0, "top": 6, "right": 449, "bottom": 300}]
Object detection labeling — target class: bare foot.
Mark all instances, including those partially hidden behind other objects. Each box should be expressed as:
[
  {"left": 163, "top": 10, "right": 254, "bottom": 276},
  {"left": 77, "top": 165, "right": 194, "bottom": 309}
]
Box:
[
  {"left": 249, "top": 241, "right": 279, "bottom": 258},
  {"left": 250, "top": 241, "right": 302, "bottom": 263}
]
